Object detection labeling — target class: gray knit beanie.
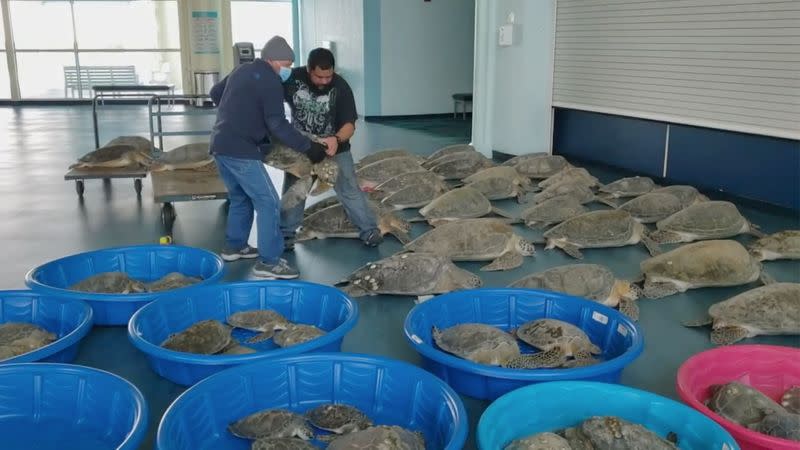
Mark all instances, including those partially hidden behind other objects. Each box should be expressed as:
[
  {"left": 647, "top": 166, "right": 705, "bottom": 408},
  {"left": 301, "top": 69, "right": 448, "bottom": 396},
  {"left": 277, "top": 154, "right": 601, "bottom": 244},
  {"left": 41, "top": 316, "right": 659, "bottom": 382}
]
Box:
[{"left": 261, "top": 36, "right": 295, "bottom": 61}]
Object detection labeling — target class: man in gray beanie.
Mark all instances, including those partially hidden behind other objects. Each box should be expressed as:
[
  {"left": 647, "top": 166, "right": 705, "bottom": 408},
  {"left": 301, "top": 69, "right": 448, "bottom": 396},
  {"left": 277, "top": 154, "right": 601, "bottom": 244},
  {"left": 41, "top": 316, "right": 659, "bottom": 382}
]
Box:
[{"left": 208, "top": 35, "right": 335, "bottom": 279}]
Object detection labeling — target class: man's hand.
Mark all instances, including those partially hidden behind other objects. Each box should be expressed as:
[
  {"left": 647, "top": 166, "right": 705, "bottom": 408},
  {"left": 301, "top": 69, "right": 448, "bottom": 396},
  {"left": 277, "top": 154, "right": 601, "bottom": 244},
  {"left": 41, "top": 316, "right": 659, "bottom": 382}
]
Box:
[{"left": 321, "top": 136, "right": 338, "bottom": 156}]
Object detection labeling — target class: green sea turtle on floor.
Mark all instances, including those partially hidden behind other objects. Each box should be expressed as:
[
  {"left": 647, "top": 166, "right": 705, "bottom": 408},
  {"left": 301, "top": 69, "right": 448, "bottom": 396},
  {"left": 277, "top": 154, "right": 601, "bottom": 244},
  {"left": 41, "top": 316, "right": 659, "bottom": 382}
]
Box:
[
  {"left": 149, "top": 143, "right": 215, "bottom": 171},
  {"left": 404, "top": 218, "right": 536, "bottom": 271},
  {"left": 532, "top": 181, "right": 616, "bottom": 207},
  {"left": 542, "top": 209, "right": 662, "bottom": 259},
  {"left": 651, "top": 185, "right": 709, "bottom": 208},
  {"left": 520, "top": 195, "right": 588, "bottom": 229},
  {"left": 70, "top": 144, "right": 154, "bottom": 170},
  {"left": 327, "top": 425, "right": 425, "bottom": 450},
  {"left": 504, "top": 432, "right": 572, "bottom": 450},
  {"left": 539, "top": 166, "right": 600, "bottom": 190},
  {"left": 683, "top": 283, "right": 800, "bottom": 345},
  {"left": 509, "top": 264, "right": 641, "bottom": 320},
  {"left": 462, "top": 166, "right": 535, "bottom": 203},
  {"left": 416, "top": 187, "right": 517, "bottom": 225},
  {"left": 428, "top": 151, "right": 495, "bottom": 180},
  {"left": 160, "top": 319, "right": 232, "bottom": 354},
  {"left": 783, "top": 387, "right": 800, "bottom": 414},
  {"left": 273, "top": 324, "right": 325, "bottom": 348},
  {"left": 432, "top": 323, "right": 521, "bottom": 366},
  {"left": 305, "top": 403, "right": 372, "bottom": 436},
  {"left": 336, "top": 252, "right": 482, "bottom": 302},
  {"left": 265, "top": 135, "right": 339, "bottom": 208},
  {"left": 748, "top": 230, "right": 800, "bottom": 261},
  {"left": 368, "top": 171, "right": 450, "bottom": 210},
  {"left": 296, "top": 201, "right": 411, "bottom": 244},
  {"left": 146, "top": 272, "right": 202, "bottom": 292},
  {"left": 356, "top": 148, "right": 424, "bottom": 169},
  {"left": 561, "top": 416, "right": 678, "bottom": 449},
  {"left": 251, "top": 438, "right": 318, "bottom": 450},
  {"left": 0, "top": 322, "right": 57, "bottom": 361},
  {"left": 598, "top": 176, "right": 656, "bottom": 200},
  {"left": 618, "top": 192, "right": 685, "bottom": 223},
  {"left": 356, "top": 156, "right": 426, "bottom": 190},
  {"left": 651, "top": 201, "right": 764, "bottom": 244},
  {"left": 228, "top": 409, "right": 314, "bottom": 440},
  {"left": 637, "top": 239, "right": 773, "bottom": 299},
  {"left": 502, "top": 154, "right": 568, "bottom": 179},
  {"left": 69, "top": 271, "right": 147, "bottom": 294},
  {"left": 423, "top": 143, "right": 476, "bottom": 168},
  {"left": 226, "top": 310, "right": 291, "bottom": 343}
]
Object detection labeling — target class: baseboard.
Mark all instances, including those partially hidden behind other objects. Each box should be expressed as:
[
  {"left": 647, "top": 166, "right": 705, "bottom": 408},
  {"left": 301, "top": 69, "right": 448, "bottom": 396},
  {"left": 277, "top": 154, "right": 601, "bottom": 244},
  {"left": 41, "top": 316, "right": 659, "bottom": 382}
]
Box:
[
  {"left": 0, "top": 99, "right": 195, "bottom": 107},
  {"left": 364, "top": 113, "right": 471, "bottom": 121}
]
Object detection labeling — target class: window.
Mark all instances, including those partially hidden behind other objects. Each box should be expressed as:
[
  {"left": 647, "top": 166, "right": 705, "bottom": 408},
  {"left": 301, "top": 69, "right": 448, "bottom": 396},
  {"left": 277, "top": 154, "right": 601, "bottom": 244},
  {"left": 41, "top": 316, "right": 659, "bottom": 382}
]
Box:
[
  {"left": 78, "top": 51, "right": 181, "bottom": 87},
  {"left": 16, "top": 52, "right": 77, "bottom": 98},
  {"left": 0, "top": 55, "right": 10, "bottom": 99},
  {"left": 9, "top": 1, "right": 73, "bottom": 50},
  {"left": 231, "top": 1, "right": 293, "bottom": 52},
  {"left": 73, "top": 1, "right": 180, "bottom": 50}
]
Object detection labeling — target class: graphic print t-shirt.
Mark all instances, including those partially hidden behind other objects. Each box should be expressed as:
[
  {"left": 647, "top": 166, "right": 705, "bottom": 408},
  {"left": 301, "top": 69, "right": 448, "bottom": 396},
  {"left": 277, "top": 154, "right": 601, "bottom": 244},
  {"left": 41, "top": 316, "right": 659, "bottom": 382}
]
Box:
[{"left": 284, "top": 67, "right": 358, "bottom": 152}]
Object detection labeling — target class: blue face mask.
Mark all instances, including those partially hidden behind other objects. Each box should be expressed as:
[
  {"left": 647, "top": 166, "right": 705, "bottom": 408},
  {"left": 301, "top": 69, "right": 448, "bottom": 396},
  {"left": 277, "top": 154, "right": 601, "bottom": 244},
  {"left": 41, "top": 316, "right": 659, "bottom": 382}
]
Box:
[{"left": 278, "top": 66, "right": 292, "bottom": 82}]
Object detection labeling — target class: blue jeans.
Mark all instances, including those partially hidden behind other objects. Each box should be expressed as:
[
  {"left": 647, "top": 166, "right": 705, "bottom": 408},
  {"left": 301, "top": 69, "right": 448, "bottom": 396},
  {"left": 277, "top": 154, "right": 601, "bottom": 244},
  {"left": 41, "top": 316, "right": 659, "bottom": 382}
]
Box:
[
  {"left": 280, "top": 151, "right": 378, "bottom": 240},
  {"left": 214, "top": 154, "right": 283, "bottom": 264}
]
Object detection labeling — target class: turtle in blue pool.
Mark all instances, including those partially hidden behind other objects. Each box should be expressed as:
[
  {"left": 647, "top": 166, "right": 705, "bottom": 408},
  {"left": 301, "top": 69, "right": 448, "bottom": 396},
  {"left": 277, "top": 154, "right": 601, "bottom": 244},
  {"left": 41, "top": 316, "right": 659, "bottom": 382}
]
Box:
[
  {"left": 0, "top": 322, "right": 57, "bottom": 361},
  {"left": 160, "top": 319, "right": 232, "bottom": 355},
  {"left": 504, "top": 432, "right": 572, "bottom": 450},
  {"left": 559, "top": 416, "right": 678, "bottom": 449},
  {"left": 145, "top": 272, "right": 202, "bottom": 292},
  {"left": 273, "top": 324, "right": 325, "bottom": 348},
  {"left": 226, "top": 310, "right": 291, "bottom": 343},
  {"left": 251, "top": 438, "right": 318, "bottom": 450},
  {"left": 305, "top": 403, "right": 372, "bottom": 437},
  {"left": 69, "top": 271, "right": 147, "bottom": 294},
  {"left": 432, "top": 323, "right": 521, "bottom": 366},
  {"left": 228, "top": 409, "right": 314, "bottom": 441},
  {"left": 326, "top": 425, "right": 425, "bottom": 450},
  {"left": 505, "top": 319, "right": 602, "bottom": 370}
]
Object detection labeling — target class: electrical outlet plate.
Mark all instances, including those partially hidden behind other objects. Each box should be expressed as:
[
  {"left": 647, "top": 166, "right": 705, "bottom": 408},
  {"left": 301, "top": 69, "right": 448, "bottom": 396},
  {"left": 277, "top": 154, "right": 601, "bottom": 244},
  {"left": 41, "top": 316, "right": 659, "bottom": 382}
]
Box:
[{"left": 498, "top": 24, "right": 513, "bottom": 46}]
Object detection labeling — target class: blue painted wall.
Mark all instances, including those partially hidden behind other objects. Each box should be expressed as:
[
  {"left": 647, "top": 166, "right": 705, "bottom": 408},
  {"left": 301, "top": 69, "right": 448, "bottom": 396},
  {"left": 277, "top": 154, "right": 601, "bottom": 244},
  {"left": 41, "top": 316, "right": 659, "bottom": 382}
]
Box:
[{"left": 552, "top": 108, "right": 800, "bottom": 210}]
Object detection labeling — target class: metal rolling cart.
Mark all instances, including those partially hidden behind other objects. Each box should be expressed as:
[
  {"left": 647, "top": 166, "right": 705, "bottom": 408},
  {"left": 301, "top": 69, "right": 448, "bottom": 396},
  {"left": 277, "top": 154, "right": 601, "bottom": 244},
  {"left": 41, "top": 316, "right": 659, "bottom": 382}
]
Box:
[
  {"left": 147, "top": 94, "right": 228, "bottom": 233},
  {"left": 65, "top": 92, "right": 154, "bottom": 197}
]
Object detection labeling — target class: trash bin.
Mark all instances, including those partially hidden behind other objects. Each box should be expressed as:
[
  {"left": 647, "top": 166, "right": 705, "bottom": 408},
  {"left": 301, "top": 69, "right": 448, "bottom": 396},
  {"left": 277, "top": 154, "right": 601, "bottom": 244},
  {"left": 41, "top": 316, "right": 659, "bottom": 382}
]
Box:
[{"left": 193, "top": 71, "right": 219, "bottom": 107}]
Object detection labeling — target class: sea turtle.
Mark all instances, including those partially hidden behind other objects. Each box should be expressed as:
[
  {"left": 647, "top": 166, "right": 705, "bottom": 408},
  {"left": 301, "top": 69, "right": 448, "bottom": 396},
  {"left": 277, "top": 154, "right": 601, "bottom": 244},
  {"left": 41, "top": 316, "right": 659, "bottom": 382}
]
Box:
[
  {"left": 748, "top": 230, "right": 800, "bottom": 261},
  {"left": 355, "top": 157, "right": 426, "bottom": 191},
  {"left": 296, "top": 201, "right": 411, "bottom": 244},
  {"left": 251, "top": 438, "right": 318, "bottom": 450},
  {"left": 104, "top": 135, "right": 153, "bottom": 153},
  {"left": 69, "top": 272, "right": 147, "bottom": 294},
  {"left": 754, "top": 412, "right": 800, "bottom": 441},
  {"left": 404, "top": 219, "right": 536, "bottom": 271},
  {"left": 303, "top": 196, "right": 341, "bottom": 217},
  {"left": 356, "top": 148, "right": 424, "bottom": 169},
  {"left": 149, "top": 143, "right": 215, "bottom": 171},
  {"left": 637, "top": 239, "right": 773, "bottom": 299},
  {"left": 783, "top": 387, "right": 800, "bottom": 414},
  {"left": 273, "top": 324, "right": 325, "bottom": 348},
  {"left": 305, "top": 403, "right": 372, "bottom": 435},
  {"left": 618, "top": 192, "right": 685, "bottom": 223},
  {"left": 226, "top": 310, "right": 291, "bottom": 343},
  {"left": 520, "top": 195, "right": 588, "bottom": 229},
  {"left": 502, "top": 154, "right": 568, "bottom": 179},
  {"left": 327, "top": 425, "right": 425, "bottom": 450},
  {"left": 683, "top": 283, "right": 800, "bottom": 345},
  {"left": 432, "top": 323, "right": 521, "bottom": 366},
  {"left": 69, "top": 144, "right": 154, "bottom": 170},
  {"left": 217, "top": 341, "right": 257, "bottom": 355},
  {"left": 542, "top": 209, "right": 662, "bottom": 259},
  {"left": 513, "top": 319, "right": 601, "bottom": 358},
  {"left": 265, "top": 136, "right": 339, "bottom": 208},
  {"left": 598, "top": 176, "right": 656, "bottom": 200},
  {"left": 568, "top": 416, "right": 678, "bottom": 449},
  {"left": 428, "top": 151, "right": 495, "bottom": 180},
  {"left": 336, "top": 252, "right": 482, "bottom": 302},
  {"left": 504, "top": 432, "right": 572, "bottom": 450},
  {"left": 462, "top": 166, "right": 535, "bottom": 203},
  {"left": 380, "top": 180, "right": 450, "bottom": 210},
  {"left": 160, "top": 319, "right": 232, "bottom": 354},
  {"left": 423, "top": 143, "right": 476, "bottom": 168},
  {"left": 417, "top": 187, "right": 517, "bottom": 226},
  {"left": 705, "top": 381, "right": 787, "bottom": 428},
  {"left": 509, "top": 264, "right": 641, "bottom": 320},
  {"left": 533, "top": 181, "right": 617, "bottom": 207},
  {"left": 651, "top": 185, "right": 709, "bottom": 208},
  {"left": 0, "top": 322, "right": 57, "bottom": 360},
  {"left": 371, "top": 171, "right": 445, "bottom": 196},
  {"left": 651, "top": 201, "right": 764, "bottom": 244},
  {"left": 146, "top": 272, "right": 202, "bottom": 292},
  {"left": 228, "top": 409, "right": 314, "bottom": 440},
  {"left": 539, "top": 167, "right": 600, "bottom": 190}
]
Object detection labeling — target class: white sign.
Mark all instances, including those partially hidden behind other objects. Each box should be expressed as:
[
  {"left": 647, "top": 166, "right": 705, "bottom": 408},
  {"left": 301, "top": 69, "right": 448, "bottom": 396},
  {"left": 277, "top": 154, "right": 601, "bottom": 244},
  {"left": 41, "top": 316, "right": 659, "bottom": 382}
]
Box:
[{"left": 191, "top": 11, "right": 219, "bottom": 54}]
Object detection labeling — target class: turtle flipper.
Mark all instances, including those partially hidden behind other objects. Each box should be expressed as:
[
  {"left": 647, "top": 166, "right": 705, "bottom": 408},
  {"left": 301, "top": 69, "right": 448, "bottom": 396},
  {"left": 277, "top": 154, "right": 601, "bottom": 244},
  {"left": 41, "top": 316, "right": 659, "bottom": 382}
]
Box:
[
  {"left": 710, "top": 326, "right": 749, "bottom": 345},
  {"left": 560, "top": 242, "right": 584, "bottom": 259},
  {"left": 310, "top": 180, "right": 333, "bottom": 196},
  {"left": 781, "top": 386, "right": 800, "bottom": 414},
  {"left": 245, "top": 330, "right": 275, "bottom": 344},
  {"left": 642, "top": 280, "right": 680, "bottom": 299},
  {"left": 388, "top": 228, "right": 411, "bottom": 245},
  {"left": 481, "top": 251, "right": 523, "bottom": 271},
  {"left": 337, "top": 283, "right": 371, "bottom": 298},
  {"left": 489, "top": 206, "right": 518, "bottom": 220},
  {"left": 281, "top": 177, "right": 314, "bottom": 211},
  {"left": 649, "top": 230, "right": 684, "bottom": 244},
  {"left": 682, "top": 316, "right": 713, "bottom": 327},
  {"left": 595, "top": 195, "right": 619, "bottom": 208},
  {"left": 618, "top": 298, "right": 640, "bottom": 321},
  {"left": 641, "top": 233, "right": 663, "bottom": 256},
  {"left": 501, "top": 347, "right": 568, "bottom": 369},
  {"left": 414, "top": 295, "right": 434, "bottom": 304},
  {"left": 747, "top": 221, "right": 765, "bottom": 238},
  {"left": 759, "top": 268, "right": 776, "bottom": 285}
]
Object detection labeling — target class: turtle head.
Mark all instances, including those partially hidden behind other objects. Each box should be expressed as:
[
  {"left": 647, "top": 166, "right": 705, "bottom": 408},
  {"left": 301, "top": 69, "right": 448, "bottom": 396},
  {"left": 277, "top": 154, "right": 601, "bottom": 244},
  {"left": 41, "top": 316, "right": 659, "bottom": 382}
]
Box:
[
  {"left": 614, "top": 280, "right": 641, "bottom": 301},
  {"left": 515, "top": 238, "right": 537, "bottom": 256}
]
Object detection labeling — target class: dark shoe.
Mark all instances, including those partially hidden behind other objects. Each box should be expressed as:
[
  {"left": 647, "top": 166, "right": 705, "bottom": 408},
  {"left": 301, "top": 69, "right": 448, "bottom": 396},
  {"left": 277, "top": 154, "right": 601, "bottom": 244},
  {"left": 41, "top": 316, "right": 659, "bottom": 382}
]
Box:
[
  {"left": 362, "top": 229, "right": 384, "bottom": 247},
  {"left": 220, "top": 245, "right": 259, "bottom": 262},
  {"left": 252, "top": 259, "right": 300, "bottom": 279}
]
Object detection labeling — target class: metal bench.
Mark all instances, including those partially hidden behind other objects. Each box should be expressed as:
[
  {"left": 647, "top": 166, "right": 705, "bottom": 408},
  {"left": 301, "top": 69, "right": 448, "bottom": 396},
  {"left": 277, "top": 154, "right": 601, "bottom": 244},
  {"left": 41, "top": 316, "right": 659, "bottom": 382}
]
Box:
[
  {"left": 64, "top": 65, "right": 138, "bottom": 98},
  {"left": 452, "top": 93, "right": 473, "bottom": 119}
]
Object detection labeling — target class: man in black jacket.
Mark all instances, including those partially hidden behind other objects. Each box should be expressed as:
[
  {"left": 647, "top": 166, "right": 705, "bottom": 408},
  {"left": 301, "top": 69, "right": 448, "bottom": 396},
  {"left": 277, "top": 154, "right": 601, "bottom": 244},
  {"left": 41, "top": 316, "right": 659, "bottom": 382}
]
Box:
[
  {"left": 209, "top": 36, "right": 333, "bottom": 278},
  {"left": 280, "top": 48, "right": 382, "bottom": 248}
]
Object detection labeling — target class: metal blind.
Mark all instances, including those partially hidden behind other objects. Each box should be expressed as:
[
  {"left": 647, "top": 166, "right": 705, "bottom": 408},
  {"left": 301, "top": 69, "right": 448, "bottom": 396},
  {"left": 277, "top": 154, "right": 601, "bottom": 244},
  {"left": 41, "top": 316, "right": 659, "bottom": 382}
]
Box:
[{"left": 552, "top": 0, "right": 800, "bottom": 140}]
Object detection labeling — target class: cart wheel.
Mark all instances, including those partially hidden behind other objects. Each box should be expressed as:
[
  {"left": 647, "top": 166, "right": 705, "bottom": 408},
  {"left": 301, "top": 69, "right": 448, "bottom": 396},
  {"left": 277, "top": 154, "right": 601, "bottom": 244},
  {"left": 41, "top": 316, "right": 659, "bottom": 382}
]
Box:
[
  {"left": 75, "top": 180, "right": 85, "bottom": 197},
  {"left": 161, "top": 203, "right": 175, "bottom": 227},
  {"left": 134, "top": 178, "right": 142, "bottom": 195}
]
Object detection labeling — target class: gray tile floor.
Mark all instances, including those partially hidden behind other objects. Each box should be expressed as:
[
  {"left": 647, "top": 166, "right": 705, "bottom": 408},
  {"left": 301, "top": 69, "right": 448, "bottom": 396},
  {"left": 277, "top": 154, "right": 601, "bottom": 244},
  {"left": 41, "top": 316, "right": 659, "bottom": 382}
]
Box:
[{"left": 0, "top": 105, "right": 797, "bottom": 449}]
